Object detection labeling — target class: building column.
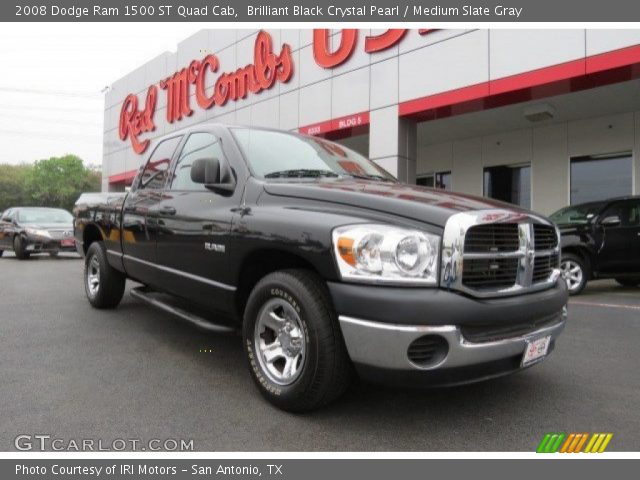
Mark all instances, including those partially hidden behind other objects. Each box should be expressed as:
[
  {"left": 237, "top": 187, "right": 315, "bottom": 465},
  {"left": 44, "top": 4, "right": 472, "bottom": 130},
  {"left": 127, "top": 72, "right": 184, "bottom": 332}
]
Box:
[{"left": 369, "top": 106, "right": 417, "bottom": 183}]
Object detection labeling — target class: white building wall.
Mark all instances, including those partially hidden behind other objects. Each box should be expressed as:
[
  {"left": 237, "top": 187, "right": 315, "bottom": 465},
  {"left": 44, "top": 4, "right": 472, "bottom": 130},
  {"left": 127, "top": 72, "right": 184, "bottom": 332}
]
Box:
[
  {"left": 417, "top": 111, "right": 639, "bottom": 215},
  {"left": 103, "top": 28, "right": 640, "bottom": 207}
]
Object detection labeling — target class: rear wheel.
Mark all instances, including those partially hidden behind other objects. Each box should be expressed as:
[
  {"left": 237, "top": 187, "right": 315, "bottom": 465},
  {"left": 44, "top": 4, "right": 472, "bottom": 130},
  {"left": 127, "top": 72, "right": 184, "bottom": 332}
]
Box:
[
  {"left": 0, "top": 250, "right": 3, "bottom": 257},
  {"left": 49, "top": 251, "right": 59, "bottom": 258},
  {"left": 243, "top": 269, "right": 352, "bottom": 412},
  {"left": 13, "top": 235, "right": 30, "bottom": 260},
  {"left": 560, "top": 253, "right": 588, "bottom": 295},
  {"left": 615, "top": 277, "right": 640, "bottom": 287},
  {"left": 84, "top": 242, "right": 126, "bottom": 309}
]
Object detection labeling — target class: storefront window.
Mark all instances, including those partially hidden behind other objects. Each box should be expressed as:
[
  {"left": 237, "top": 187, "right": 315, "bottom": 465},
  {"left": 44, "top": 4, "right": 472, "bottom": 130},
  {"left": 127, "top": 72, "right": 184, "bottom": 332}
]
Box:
[
  {"left": 570, "top": 154, "right": 632, "bottom": 205},
  {"left": 483, "top": 164, "right": 531, "bottom": 208},
  {"left": 417, "top": 172, "right": 451, "bottom": 190}
]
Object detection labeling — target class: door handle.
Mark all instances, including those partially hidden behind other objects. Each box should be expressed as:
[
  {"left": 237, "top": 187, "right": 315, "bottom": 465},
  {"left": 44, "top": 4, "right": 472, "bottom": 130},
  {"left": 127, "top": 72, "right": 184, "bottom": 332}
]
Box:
[{"left": 159, "top": 206, "right": 176, "bottom": 215}]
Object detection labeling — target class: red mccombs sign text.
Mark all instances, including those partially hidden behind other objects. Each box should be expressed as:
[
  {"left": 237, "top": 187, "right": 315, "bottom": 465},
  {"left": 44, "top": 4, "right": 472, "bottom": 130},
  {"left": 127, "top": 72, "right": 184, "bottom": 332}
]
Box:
[{"left": 119, "top": 29, "right": 434, "bottom": 154}]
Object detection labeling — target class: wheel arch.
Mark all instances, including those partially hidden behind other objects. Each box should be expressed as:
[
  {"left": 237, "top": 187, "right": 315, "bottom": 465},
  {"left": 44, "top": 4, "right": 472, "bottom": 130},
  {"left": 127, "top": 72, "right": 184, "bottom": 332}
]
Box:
[
  {"left": 235, "top": 248, "right": 325, "bottom": 319},
  {"left": 82, "top": 223, "right": 104, "bottom": 256},
  {"left": 561, "top": 246, "right": 593, "bottom": 279}
]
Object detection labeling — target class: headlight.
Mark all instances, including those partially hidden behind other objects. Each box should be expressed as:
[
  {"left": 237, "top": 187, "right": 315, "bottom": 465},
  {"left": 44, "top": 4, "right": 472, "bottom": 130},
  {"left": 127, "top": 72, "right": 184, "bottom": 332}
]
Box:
[
  {"left": 25, "top": 228, "right": 51, "bottom": 238},
  {"left": 332, "top": 224, "right": 440, "bottom": 285}
]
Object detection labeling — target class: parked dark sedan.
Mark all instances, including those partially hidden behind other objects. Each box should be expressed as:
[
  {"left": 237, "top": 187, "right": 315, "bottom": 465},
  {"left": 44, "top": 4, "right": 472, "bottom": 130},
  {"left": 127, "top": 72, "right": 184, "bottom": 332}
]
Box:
[
  {"left": 550, "top": 196, "right": 640, "bottom": 294},
  {"left": 0, "top": 207, "right": 76, "bottom": 259}
]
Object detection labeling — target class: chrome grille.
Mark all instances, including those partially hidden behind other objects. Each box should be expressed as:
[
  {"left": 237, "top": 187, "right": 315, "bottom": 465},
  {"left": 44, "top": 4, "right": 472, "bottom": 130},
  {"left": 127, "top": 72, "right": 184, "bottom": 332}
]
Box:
[
  {"left": 533, "top": 253, "right": 560, "bottom": 283},
  {"left": 462, "top": 257, "right": 519, "bottom": 290},
  {"left": 48, "top": 230, "right": 66, "bottom": 240},
  {"left": 464, "top": 223, "right": 519, "bottom": 253},
  {"left": 533, "top": 224, "right": 558, "bottom": 250},
  {"left": 440, "top": 210, "right": 561, "bottom": 298}
]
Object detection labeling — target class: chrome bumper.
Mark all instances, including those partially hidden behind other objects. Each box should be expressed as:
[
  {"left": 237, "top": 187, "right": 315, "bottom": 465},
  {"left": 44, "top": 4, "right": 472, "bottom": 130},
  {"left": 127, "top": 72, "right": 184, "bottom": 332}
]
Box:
[{"left": 338, "top": 307, "right": 567, "bottom": 372}]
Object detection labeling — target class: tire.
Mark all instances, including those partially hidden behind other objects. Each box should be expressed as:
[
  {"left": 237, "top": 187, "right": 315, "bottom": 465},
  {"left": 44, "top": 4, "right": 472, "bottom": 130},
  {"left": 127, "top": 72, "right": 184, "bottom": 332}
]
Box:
[
  {"left": 560, "top": 253, "right": 589, "bottom": 295},
  {"left": 49, "top": 251, "right": 59, "bottom": 257},
  {"left": 243, "top": 269, "right": 352, "bottom": 412},
  {"left": 615, "top": 277, "right": 640, "bottom": 288},
  {"left": 13, "top": 235, "right": 30, "bottom": 260},
  {"left": 84, "top": 241, "right": 126, "bottom": 309},
  {"left": 0, "top": 250, "right": 3, "bottom": 258}
]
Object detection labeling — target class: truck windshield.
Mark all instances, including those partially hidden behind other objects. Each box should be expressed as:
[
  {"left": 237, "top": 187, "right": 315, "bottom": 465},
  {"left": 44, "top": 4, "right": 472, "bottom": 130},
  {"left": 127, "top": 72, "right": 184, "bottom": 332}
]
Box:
[
  {"left": 232, "top": 128, "right": 395, "bottom": 182},
  {"left": 550, "top": 203, "right": 604, "bottom": 225}
]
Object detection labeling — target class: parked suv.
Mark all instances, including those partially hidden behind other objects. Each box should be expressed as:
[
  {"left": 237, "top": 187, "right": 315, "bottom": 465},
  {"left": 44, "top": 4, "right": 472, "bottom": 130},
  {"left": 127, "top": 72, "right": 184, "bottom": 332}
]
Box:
[
  {"left": 551, "top": 196, "right": 640, "bottom": 294},
  {"left": 74, "top": 124, "right": 568, "bottom": 411}
]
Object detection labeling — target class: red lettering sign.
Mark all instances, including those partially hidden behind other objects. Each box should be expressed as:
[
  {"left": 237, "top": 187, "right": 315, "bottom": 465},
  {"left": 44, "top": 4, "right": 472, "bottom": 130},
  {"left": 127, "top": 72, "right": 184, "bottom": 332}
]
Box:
[
  {"left": 118, "top": 86, "right": 157, "bottom": 154},
  {"left": 314, "top": 29, "right": 437, "bottom": 68},
  {"left": 313, "top": 29, "right": 357, "bottom": 68},
  {"left": 118, "top": 29, "right": 440, "bottom": 154},
  {"left": 160, "top": 30, "right": 293, "bottom": 124},
  {"left": 365, "top": 29, "right": 407, "bottom": 53}
]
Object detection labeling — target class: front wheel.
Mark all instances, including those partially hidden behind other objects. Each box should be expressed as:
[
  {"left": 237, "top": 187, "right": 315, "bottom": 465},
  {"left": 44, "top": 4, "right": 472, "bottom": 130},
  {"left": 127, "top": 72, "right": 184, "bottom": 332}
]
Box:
[
  {"left": 243, "top": 269, "right": 352, "bottom": 412},
  {"left": 13, "top": 235, "right": 30, "bottom": 260},
  {"left": 560, "top": 253, "right": 588, "bottom": 295},
  {"left": 84, "top": 242, "right": 126, "bottom": 309},
  {"left": 0, "top": 250, "right": 3, "bottom": 258}
]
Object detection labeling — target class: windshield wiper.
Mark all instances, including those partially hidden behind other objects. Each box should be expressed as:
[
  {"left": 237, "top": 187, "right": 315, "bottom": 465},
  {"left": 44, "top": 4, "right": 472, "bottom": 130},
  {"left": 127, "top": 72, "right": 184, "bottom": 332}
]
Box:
[
  {"left": 264, "top": 169, "right": 339, "bottom": 179},
  {"left": 346, "top": 173, "right": 394, "bottom": 182}
]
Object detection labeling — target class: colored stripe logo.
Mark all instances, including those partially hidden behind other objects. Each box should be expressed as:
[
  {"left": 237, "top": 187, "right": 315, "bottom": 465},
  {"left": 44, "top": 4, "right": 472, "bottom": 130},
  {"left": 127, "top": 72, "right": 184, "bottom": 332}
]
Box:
[{"left": 537, "top": 433, "right": 613, "bottom": 453}]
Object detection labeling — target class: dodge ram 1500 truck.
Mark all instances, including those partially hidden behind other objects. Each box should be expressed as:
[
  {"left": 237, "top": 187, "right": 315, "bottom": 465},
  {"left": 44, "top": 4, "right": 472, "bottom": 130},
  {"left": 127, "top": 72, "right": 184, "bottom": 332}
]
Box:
[{"left": 74, "top": 124, "right": 568, "bottom": 412}]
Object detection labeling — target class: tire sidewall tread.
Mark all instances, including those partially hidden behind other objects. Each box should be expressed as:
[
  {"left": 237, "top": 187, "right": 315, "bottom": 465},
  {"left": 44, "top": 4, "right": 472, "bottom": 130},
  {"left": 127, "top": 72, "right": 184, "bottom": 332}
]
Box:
[
  {"left": 243, "top": 269, "right": 351, "bottom": 412},
  {"left": 84, "top": 242, "right": 126, "bottom": 309}
]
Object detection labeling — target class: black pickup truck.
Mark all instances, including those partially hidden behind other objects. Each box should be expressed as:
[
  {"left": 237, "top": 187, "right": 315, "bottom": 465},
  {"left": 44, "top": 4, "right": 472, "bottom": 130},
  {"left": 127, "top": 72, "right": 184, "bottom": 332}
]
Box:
[
  {"left": 74, "top": 124, "right": 568, "bottom": 411},
  {"left": 550, "top": 197, "right": 640, "bottom": 294}
]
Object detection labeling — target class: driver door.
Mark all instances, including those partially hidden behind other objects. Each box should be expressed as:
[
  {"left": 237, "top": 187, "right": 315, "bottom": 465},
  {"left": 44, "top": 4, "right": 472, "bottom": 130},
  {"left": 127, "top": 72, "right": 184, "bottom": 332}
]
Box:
[
  {"left": 597, "top": 200, "right": 639, "bottom": 274},
  {"left": 155, "top": 131, "right": 237, "bottom": 308}
]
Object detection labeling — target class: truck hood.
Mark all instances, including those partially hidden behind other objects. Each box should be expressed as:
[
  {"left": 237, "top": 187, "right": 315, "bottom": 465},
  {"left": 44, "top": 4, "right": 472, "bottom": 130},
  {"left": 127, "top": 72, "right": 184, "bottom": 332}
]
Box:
[{"left": 263, "top": 179, "right": 530, "bottom": 227}]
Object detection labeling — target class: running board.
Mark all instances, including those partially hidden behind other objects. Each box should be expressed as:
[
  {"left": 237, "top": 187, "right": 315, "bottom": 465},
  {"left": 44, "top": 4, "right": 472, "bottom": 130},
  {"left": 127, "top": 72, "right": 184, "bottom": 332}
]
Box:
[{"left": 130, "top": 286, "right": 238, "bottom": 334}]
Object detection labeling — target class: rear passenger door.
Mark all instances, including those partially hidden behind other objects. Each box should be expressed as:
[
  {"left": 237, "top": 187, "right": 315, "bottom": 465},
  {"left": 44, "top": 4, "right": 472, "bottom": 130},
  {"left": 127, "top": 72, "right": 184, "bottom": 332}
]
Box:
[
  {"left": 155, "top": 131, "right": 238, "bottom": 308},
  {"left": 121, "top": 135, "right": 182, "bottom": 286}
]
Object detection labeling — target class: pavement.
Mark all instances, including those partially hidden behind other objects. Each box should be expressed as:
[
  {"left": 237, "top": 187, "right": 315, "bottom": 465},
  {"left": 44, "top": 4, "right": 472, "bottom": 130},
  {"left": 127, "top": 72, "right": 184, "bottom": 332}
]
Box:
[{"left": 0, "top": 251, "right": 638, "bottom": 451}]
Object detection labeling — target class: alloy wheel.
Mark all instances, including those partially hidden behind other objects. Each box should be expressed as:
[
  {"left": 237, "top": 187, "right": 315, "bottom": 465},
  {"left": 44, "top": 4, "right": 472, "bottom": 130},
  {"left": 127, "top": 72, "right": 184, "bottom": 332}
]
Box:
[
  {"left": 254, "top": 298, "right": 306, "bottom": 386},
  {"left": 86, "top": 255, "right": 101, "bottom": 297},
  {"left": 561, "top": 259, "right": 583, "bottom": 293}
]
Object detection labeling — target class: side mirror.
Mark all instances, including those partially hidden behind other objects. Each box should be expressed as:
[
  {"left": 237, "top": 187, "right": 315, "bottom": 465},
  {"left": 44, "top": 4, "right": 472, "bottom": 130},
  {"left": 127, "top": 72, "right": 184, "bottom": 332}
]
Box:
[
  {"left": 190, "top": 157, "right": 235, "bottom": 193},
  {"left": 600, "top": 215, "right": 621, "bottom": 227},
  {"left": 191, "top": 157, "right": 220, "bottom": 184}
]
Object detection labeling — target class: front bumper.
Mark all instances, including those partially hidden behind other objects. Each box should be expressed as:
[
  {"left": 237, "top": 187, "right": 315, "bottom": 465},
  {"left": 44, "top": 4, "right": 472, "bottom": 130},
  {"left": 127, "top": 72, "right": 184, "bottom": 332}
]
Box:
[
  {"left": 24, "top": 236, "right": 77, "bottom": 253},
  {"left": 329, "top": 280, "right": 568, "bottom": 387}
]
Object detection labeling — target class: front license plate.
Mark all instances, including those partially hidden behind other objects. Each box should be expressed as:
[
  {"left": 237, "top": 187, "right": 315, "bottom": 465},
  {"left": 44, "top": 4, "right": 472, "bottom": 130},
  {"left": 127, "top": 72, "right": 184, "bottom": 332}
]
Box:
[
  {"left": 521, "top": 335, "right": 551, "bottom": 367},
  {"left": 61, "top": 239, "right": 74, "bottom": 247}
]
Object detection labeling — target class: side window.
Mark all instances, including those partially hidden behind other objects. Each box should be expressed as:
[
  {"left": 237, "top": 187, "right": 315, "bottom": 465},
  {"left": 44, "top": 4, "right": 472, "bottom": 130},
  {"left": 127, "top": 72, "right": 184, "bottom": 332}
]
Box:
[
  {"left": 170, "top": 132, "right": 226, "bottom": 190},
  {"left": 601, "top": 202, "right": 640, "bottom": 227},
  {"left": 138, "top": 136, "right": 182, "bottom": 190}
]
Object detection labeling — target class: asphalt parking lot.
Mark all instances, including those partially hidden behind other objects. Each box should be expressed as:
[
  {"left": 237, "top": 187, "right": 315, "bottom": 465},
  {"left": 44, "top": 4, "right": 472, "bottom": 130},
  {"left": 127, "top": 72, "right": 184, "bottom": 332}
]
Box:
[{"left": 1, "top": 251, "right": 639, "bottom": 451}]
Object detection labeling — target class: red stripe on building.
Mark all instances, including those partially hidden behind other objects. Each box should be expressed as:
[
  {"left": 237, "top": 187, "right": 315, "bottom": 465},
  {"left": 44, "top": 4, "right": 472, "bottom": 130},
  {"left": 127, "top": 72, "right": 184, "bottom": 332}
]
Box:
[
  {"left": 108, "top": 169, "right": 138, "bottom": 185},
  {"left": 299, "top": 111, "right": 370, "bottom": 138},
  {"left": 400, "top": 44, "right": 640, "bottom": 122}
]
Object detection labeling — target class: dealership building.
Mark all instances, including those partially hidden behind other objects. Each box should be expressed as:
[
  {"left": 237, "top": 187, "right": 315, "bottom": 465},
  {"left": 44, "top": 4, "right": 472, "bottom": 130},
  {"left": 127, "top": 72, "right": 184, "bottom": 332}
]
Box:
[{"left": 104, "top": 28, "right": 640, "bottom": 215}]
